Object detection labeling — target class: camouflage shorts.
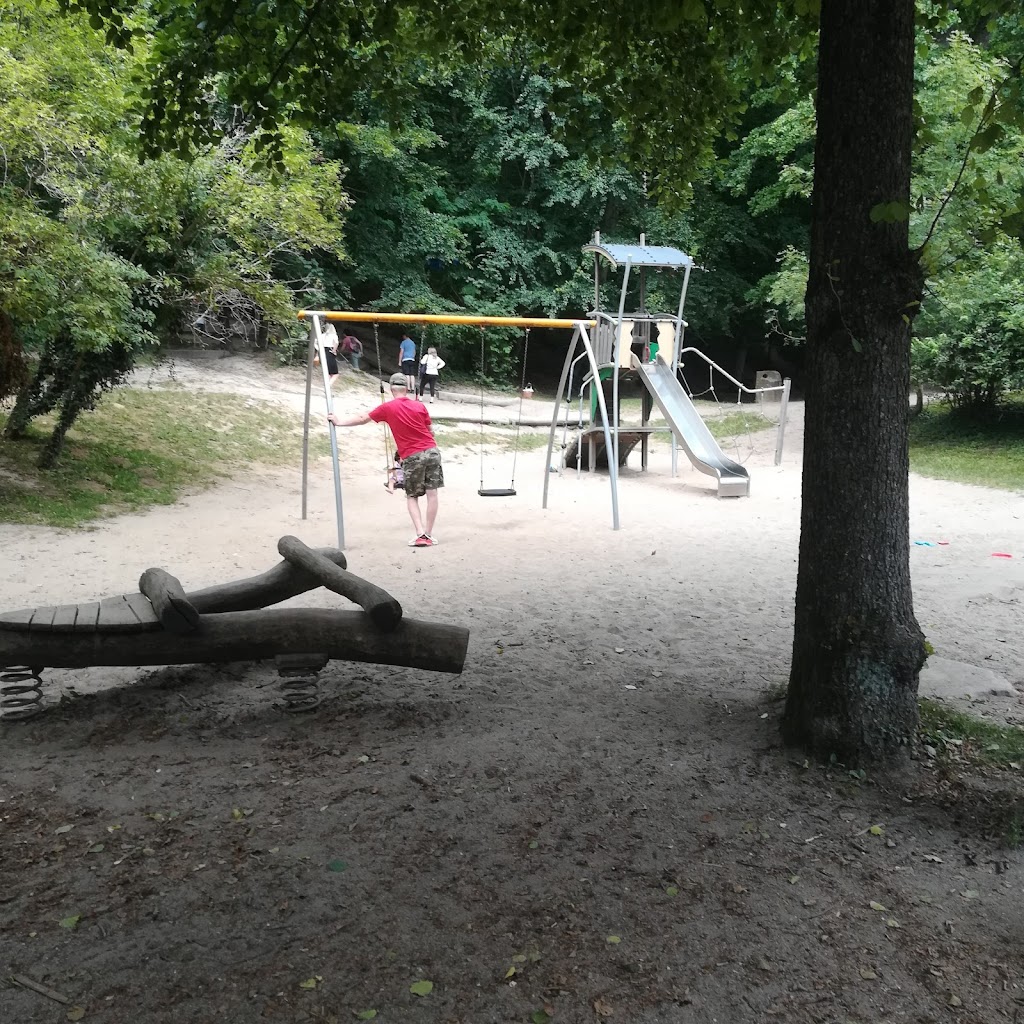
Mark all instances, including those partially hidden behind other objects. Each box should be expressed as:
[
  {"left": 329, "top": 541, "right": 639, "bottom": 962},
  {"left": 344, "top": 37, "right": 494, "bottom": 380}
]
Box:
[{"left": 401, "top": 447, "right": 444, "bottom": 498}]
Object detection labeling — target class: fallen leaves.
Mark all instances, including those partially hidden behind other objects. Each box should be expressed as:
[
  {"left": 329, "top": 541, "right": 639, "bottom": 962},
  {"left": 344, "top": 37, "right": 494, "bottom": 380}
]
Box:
[
  {"left": 58, "top": 915, "right": 81, "bottom": 931},
  {"left": 605, "top": 935, "right": 621, "bottom": 945},
  {"left": 66, "top": 1009, "right": 86, "bottom": 1022},
  {"left": 593, "top": 995, "right": 614, "bottom": 1016},
  {"left": 409, "top": 980, "right": 433, "bottom": 997},
  {"left": 869, "top": 901, "right": 887, "bottom": 913},
  {"left": 298, "top": 976, "right": 322, "bottom": 990}
]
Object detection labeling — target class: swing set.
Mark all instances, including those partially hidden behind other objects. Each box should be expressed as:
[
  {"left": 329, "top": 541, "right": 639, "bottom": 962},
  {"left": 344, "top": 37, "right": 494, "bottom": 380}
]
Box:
[{"left": 298, "top": 311, "right": 580, "bottom": 548}]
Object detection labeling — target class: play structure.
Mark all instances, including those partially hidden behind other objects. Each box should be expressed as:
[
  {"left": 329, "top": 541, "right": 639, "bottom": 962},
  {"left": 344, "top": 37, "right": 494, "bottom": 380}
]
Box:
[
  {"left": 0, "top": 536, "right": 470, "bottom": 721},
  {"left": 541, "top": 234, "right": 791, "bottom": 528},
  {"left": 298, "top": 237, "right": 789, "bottom": 536}
]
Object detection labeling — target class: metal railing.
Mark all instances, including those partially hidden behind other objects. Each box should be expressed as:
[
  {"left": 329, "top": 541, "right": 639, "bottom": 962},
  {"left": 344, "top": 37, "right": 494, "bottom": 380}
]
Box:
[{"left": 677, "top": 347, "right": 792, "bottom": 467}]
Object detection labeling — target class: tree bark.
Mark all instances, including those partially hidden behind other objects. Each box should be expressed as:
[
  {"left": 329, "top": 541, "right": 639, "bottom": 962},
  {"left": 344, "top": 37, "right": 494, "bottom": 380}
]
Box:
[{"left": 783, "top": 0, "right": 927, "bottom": 765}]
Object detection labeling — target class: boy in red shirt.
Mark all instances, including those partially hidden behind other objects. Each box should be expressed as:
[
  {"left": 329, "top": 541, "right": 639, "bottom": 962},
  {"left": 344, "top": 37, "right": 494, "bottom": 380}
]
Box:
[{"left": 327, "top": 373, "right": 444, "bottom": 547}]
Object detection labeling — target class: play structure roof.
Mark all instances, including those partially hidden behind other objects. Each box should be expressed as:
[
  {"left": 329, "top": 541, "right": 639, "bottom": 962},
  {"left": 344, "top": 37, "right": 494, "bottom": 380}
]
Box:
[{"left": 582, "top": 242, "right": 694, "bottom": 270}]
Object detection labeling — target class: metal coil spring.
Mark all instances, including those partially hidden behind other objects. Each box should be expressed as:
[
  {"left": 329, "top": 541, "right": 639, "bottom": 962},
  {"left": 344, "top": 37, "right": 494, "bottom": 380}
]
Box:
[
  {"left": 1, "top": 665, "right": 46, "bottom": 722},
  {"left": 277, "top": 674, "right": 321, "bottom": 714}
]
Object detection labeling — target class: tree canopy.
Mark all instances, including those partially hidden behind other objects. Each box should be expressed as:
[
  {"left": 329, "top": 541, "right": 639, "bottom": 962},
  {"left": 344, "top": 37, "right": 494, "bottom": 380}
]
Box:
[{"left": 1, "top": 0, "right": 347, "bottom": 463}]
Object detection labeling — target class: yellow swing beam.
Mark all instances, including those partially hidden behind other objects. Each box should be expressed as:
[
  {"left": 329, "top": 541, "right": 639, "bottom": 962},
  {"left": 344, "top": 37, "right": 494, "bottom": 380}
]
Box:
[{"left": 298, "top": 310, "right": 595, "bottom": 330}]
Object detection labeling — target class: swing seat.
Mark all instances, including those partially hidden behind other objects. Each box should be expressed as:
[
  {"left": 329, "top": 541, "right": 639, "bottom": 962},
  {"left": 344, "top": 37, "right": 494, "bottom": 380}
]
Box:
[{"left": 478, "top": 487, "right": 517, "bottom": 497}]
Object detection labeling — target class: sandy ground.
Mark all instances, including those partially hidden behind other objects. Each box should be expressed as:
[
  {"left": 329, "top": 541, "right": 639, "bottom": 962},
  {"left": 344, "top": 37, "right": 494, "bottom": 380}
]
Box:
[{"left": 2, "top": 352, "right": 1024, "bottom": 1024}]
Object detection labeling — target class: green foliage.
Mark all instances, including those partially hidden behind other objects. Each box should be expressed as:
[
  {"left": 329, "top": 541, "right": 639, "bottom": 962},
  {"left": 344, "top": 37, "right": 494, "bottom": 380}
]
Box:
[
  {"left": 683, "top": 81, "right": 814, "bottom": 347},
  {"left": 326, "top": 62, "right": 676, "bottom": 376},
  {"left": 1, "top": 0, "right": 347, "bottom": 464},
  {"left": 692, "top": 17, "right": 1024, "bottom": 407},
  {"left": 913, "top": 244, "right": 1024, "bottom": 408},
  {"left": 62, "top": 0, "right": 815, "bottom": 189},
  {"left": 910, "top": 29, "right": 1024, "bottom": 408}
]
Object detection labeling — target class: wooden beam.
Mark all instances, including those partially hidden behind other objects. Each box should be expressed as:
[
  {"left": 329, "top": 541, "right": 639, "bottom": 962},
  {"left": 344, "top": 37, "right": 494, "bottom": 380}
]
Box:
[
  {"left": 0, "top": 610, "right": 469, "bottom": 674},
  {"left": 277, "top": 536, "right": 402, "bottom": 631},
  {"left": 184, "top": 549, "right": 348, "bottom": 613},
  {"left": 139, "top": 568, "right": 201, "bottom": 634}
]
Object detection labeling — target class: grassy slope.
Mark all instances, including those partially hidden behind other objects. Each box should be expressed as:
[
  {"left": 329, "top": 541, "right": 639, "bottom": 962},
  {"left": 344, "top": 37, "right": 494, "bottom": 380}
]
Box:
[{"left": 0, "top": 390, "right": 317, "bottom": 527}]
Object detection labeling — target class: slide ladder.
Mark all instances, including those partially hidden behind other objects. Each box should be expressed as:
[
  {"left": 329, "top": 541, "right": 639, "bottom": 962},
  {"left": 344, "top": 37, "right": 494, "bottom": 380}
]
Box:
[{"left": 632, "top": 354, "right": 750, "bottom": 497}]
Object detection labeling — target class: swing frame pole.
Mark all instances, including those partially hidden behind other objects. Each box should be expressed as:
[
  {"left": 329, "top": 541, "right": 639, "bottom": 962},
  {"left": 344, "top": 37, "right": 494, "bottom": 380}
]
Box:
[
  {"left": 300, "top": 315, "right": 345, "bottom": 548},
  {"left": 543, "top": 324, "right": 620, "bottom": 530}
]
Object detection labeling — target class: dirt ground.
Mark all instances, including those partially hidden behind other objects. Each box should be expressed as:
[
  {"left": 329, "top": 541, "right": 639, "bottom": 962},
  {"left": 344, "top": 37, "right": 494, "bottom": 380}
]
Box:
[{"left": 2, "top": 352, "right": 1023, "bottom": 1024}]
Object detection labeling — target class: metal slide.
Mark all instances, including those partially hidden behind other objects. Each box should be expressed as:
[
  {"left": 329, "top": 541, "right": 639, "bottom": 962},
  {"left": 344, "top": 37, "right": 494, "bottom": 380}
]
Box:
[{"left": 633, "top": 354, "right": 750, "bottom": 497}]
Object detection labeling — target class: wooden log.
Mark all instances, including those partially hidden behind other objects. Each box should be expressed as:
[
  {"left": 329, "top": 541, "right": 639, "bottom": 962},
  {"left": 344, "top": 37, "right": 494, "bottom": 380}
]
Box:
[
  {"left": 277, "top": 536, "right": 403, "bottom": 631},
  {"left": 0, "top": 610, "right": 468, "bottom": 674},
  {"left": 139, "top": 568, "right": 201, "bottom": 635},
  {"left": 185, "top": 549, "right": 348, "bottom": 614}
]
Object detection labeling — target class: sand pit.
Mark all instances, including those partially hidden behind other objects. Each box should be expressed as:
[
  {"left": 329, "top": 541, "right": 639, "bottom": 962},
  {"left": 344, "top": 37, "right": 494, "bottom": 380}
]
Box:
[{"left": 2, "top": 353, "right": 1023, "bottom": 1023}]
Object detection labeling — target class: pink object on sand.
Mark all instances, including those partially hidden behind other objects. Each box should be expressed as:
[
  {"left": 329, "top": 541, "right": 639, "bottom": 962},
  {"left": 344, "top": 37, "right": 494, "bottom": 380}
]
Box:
[{"left": 992, "top": 552, "right": 1013, "bottom": 559}]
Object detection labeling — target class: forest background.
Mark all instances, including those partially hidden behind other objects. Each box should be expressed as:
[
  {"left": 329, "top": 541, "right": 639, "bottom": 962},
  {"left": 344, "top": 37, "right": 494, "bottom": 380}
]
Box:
[{"left": 1, "top": 0, "right": 1023, "bottom": 467}]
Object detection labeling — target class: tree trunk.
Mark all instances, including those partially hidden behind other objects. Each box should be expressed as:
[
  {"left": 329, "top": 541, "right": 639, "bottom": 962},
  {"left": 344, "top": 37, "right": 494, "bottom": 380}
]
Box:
[
  {"left": 783, "top": 0, "right": 927, "bottom": 765},
  {"left": 3, "top": 360, "right": 48, "bottom": 439}
]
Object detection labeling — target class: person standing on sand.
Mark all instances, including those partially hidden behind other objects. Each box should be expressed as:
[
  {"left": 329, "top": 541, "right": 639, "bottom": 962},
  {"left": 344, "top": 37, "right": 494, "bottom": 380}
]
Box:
[
  {"left": 327, "top": 372, "right": 443, "bottom": 548},
  {"left": 313, "top": 320, "right": 341, "bottom": 389},
  {"left": 398, "top": 332, "right": 417, "bottom": 393},
  {"left": 418, "top": 346, "right": 446, "bottom": 403},
  {"left": 340, "top": 330, "right": 363, "bottom": 371}
]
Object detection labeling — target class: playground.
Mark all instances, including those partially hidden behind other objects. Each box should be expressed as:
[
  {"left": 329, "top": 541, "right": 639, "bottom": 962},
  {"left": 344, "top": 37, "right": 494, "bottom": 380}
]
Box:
[{"left": 2, "top": 347, "right": 1023, "bottom": 1023}]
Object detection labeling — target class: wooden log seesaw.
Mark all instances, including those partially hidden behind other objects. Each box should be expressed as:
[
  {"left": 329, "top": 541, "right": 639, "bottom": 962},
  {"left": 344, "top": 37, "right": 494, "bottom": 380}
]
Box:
[{"left": 0, "top": 535, "right": 470, "bottom": 719}]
